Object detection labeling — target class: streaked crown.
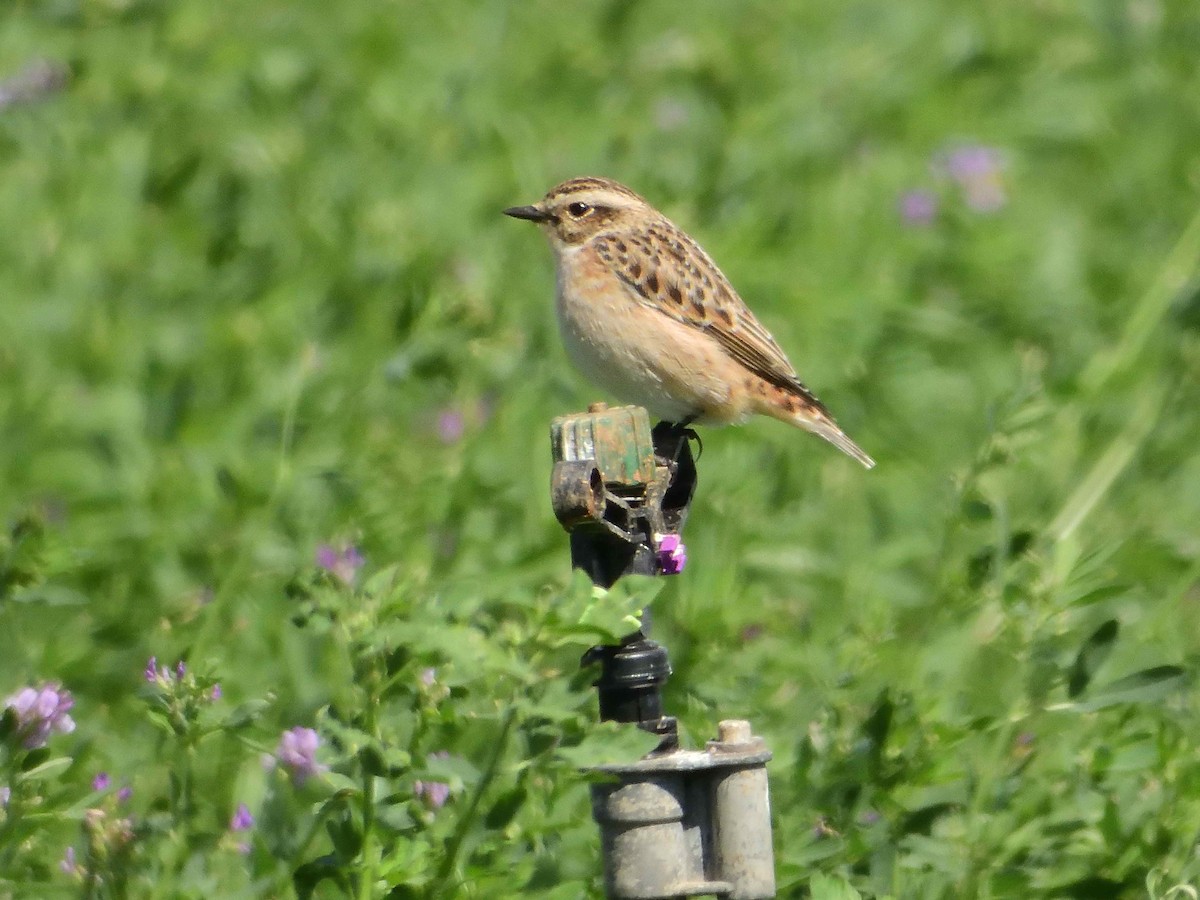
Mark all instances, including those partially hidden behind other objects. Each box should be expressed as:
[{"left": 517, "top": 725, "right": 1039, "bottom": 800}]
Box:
[{"left": 504, "top": 176, "right": 652, "bottom": 247}]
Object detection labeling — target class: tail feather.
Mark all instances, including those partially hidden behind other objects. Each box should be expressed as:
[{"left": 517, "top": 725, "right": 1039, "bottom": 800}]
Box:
[
  {"left": 759, "top": 393, "right": 876, "bottom": 468},
  {"left": 802, "top": 415, "right": 876, "bottom": 469}
]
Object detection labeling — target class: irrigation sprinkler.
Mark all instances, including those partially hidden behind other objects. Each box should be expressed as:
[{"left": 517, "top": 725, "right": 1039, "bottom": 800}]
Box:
[{"left": 550, "top": 404, "right": 776, "bottom": 900}]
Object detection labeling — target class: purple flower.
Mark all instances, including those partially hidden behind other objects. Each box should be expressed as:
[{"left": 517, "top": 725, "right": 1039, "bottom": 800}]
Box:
[
  {"left": 274, "top": 726, "right": 326, "bottom": 785},
  {"left": 230, "top": 802, "right": 255, "bottom": 832},
  {"left": 656, "top": 534, "right": 687, "bottom": 575},
  {"left": 420, "top": 667, "right": 437, "bottom": 688},
  {"left": 92, "top": 772, "right": 110, "bottom": 791},
  {"left": 117, "top": 786, "right": 133, "bottom": 803},
  {"left": 937, "top": 144, "right": 1007, "bottom": 213},
  {"left": 145, "top": 657, "right": 193, "bottom": 687},
  {"left": 315, "top": 544, "right": 365, "bottom": 587},
  {"left": 0, "top": 785, "right": 9, "bottom": 808},
  {"left": 944, "top": 144, "right": 1001, "bottom": 181},
  {"left": 897, "top": 189, "right": 937, "bottom": 226},
  {"left": 59, "top": 846, "right": 78, "bottom": 876},
  {"left": 413, "top": 780, "right": 451, "bottom": 809},
  {"left": 145, "top": 657, "right": 171, "bottom": 684},
  {"left": 436, "top": 409, "right": 466, "bottom": 444},
  {"left": 0, "top": 59, "right": 69, "bottom": 113},
  {"left": 4, "top": 683, "right": 76, "bottom": 749},
  {"left": 415, "top": 750, "right": 452, "bottom": 808},
  {"left": 210, "top": 684, "right": 222, "bottom": 701}
]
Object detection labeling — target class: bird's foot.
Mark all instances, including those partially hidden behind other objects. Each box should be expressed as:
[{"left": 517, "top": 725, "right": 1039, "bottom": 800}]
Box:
[{"left": 656, "top": 418, "right": 703, "bottom": 459}]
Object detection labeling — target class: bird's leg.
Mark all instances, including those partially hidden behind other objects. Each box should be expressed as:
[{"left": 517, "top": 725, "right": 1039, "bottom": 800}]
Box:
[
  {"left": 653, "top": 419, "right": 703, "bottom": 479},
  {"left": 674, "top": 416, "right": 703, "bottom": 459}
]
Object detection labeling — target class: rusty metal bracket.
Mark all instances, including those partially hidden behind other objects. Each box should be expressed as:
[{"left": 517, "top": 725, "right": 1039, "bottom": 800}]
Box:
[{"left": 550, "top": 404, "right": 697, "bottom": 586}]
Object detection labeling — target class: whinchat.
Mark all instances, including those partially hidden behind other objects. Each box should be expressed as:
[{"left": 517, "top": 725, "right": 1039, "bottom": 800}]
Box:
[{"left": 504, "top": 177, "right": 875, "bottom": 468}]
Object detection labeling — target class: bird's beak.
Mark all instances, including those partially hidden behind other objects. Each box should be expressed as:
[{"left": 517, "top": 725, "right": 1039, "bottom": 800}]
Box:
[{"left": 503, "top": 204, "right": 551, "bottom": 222}]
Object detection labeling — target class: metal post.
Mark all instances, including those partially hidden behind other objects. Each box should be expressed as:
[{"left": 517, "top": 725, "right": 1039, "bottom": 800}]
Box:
[{"left": 549, "top": 404, "right": 776, "bottom": 900}]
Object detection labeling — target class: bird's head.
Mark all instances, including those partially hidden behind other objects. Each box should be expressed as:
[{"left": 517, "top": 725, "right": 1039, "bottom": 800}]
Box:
[{"left": 504, "top": 177, "right": 650, "bottom": 250}]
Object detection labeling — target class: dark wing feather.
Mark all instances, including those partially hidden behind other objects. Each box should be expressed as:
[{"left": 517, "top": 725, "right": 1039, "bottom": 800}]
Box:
[{"left": 593, "top": 221, "right": 829, "bottom": 413}]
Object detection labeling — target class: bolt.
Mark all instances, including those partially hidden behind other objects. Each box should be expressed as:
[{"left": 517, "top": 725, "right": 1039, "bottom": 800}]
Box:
[
  {"left": 717, "top": 719, "right": 752, "bottom": 745},
  {"left": 588, "top": 401, "right": 609, "bottom": 413}
]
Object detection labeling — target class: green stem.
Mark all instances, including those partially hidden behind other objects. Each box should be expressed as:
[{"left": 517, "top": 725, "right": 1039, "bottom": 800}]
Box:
[
  {"left": 428, "top": 705, "right": 517, "bottom": 897},
  {"left": 1080, "top": 203, "right": 1200, "bottom": 396},
  {"left": 277, "top": 800, "right": 344, "bottom": 896},
  {"left": 1047, "top": 381, "right": 1168, "bottom": 544},
  {"left": 356, "top": 667, "right": 381, "bottom": 900}
]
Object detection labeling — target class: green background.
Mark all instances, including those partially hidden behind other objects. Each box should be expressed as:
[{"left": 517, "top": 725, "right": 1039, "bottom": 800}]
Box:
[{"left": 3, "top": 0, "right": 1200, "bottom": 896}]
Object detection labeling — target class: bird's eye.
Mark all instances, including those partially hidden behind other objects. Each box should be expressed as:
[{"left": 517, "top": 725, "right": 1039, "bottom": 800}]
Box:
[{"left": 567, "top": 202, "right": 592, "bottom": 218}]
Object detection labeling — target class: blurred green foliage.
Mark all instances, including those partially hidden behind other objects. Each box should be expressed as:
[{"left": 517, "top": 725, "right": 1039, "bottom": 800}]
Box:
[{"left": 2, "top": 0, "right": 1200, "bottom": 896}]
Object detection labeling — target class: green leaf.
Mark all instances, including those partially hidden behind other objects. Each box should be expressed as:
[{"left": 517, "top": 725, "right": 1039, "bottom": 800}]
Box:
[
  {"left": 9, "top": 585, "right": 89, "bottom": 606},
  {"left": 425, "top": 753, "right": 481, "bottom": 785},
  {"left": 1067, "top": 618, "right": 1119, "bottom": 699},
  {"left": 326, "top": 811, "right": 363, "bottom": 860},
  {"left": 810, "top": 872, "right": 863, "bottom": 900},
  {"left": 1066, "top": 584, "right": 1132, "bottom": 608},
  {"left": 320, "top": 772, "right": 360, "bottom": 795},
  {"left": 554, "top": 722, "right": 659, "bottom": 769},
  {"left": 1058, "top": 665, "right": 1188, "bottom": 712},
  {"left": 17, "top": 755, "right": 73, "bottom": 781},
  {"left": 222, "top": 699, "right": 271, "bottom": 729},
  {"left": 363, "top": 563, "right": 401, "bottom": 597},
  {"left": 19, "top": 747, "right": 50, "bottom": 771},
  {"left": 484, "top": 786, "right": 526, "bottom": 830},
  {"left": 567, "top": 573, "right": 662, "bottom": 645},
  {"left": 376, "top": 801, "right": 416, "bottom": 833}
]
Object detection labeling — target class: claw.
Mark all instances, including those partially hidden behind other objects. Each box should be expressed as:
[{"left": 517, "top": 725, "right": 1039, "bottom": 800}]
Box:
[{"left": 657, "top": 418, "right": 704, "bottom": 459}]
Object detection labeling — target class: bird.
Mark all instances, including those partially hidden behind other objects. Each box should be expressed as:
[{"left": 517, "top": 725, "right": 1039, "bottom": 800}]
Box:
[{"left": 504, "top": 176, "right": 875, "bottom": 468}]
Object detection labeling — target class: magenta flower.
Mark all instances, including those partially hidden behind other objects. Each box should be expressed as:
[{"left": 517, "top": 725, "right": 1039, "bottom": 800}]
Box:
[
  {"left": 897, "top": 189, "right": 937, "bottom": 226},
  {"left": 230, "top": 802, "right": 255, "bottom": 831},
  {"left": 413, "top": 780, "right": 451, "bottom": 809},
  {"left": 415, "top": 750, "right": 453, "bottom": 809},
  {"left": 436, "top": 409, "right": 466, "bottom": 444},
  {"left": 944, "top": 144, "right": 1001, "bottom": 181},
  {"left": 656, "top": 534, "right": 687, "bottom": 575},
  {"left": 145, "top": 657, "right": 180, "bottom": 685},
  {"left": 273, "top": 726, "right": 326, "bottom": 785},
  {"left": 937, "top": 144, "right": 1007, "bottom": 213},
  {"left": 59, "top": 846, "right": 79, "bottom": 876},
  {"left": 315, "top": 544, "right": 365, "bottom": 587},
  {"left": 0, "top": 59, "right": 69, "bottom": 113},
  {"left": 92, "top": 772, "right": 110, "bottom": 791},
  {"left": 4, "top": 683, "right": 76, "bottom": 749}
]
